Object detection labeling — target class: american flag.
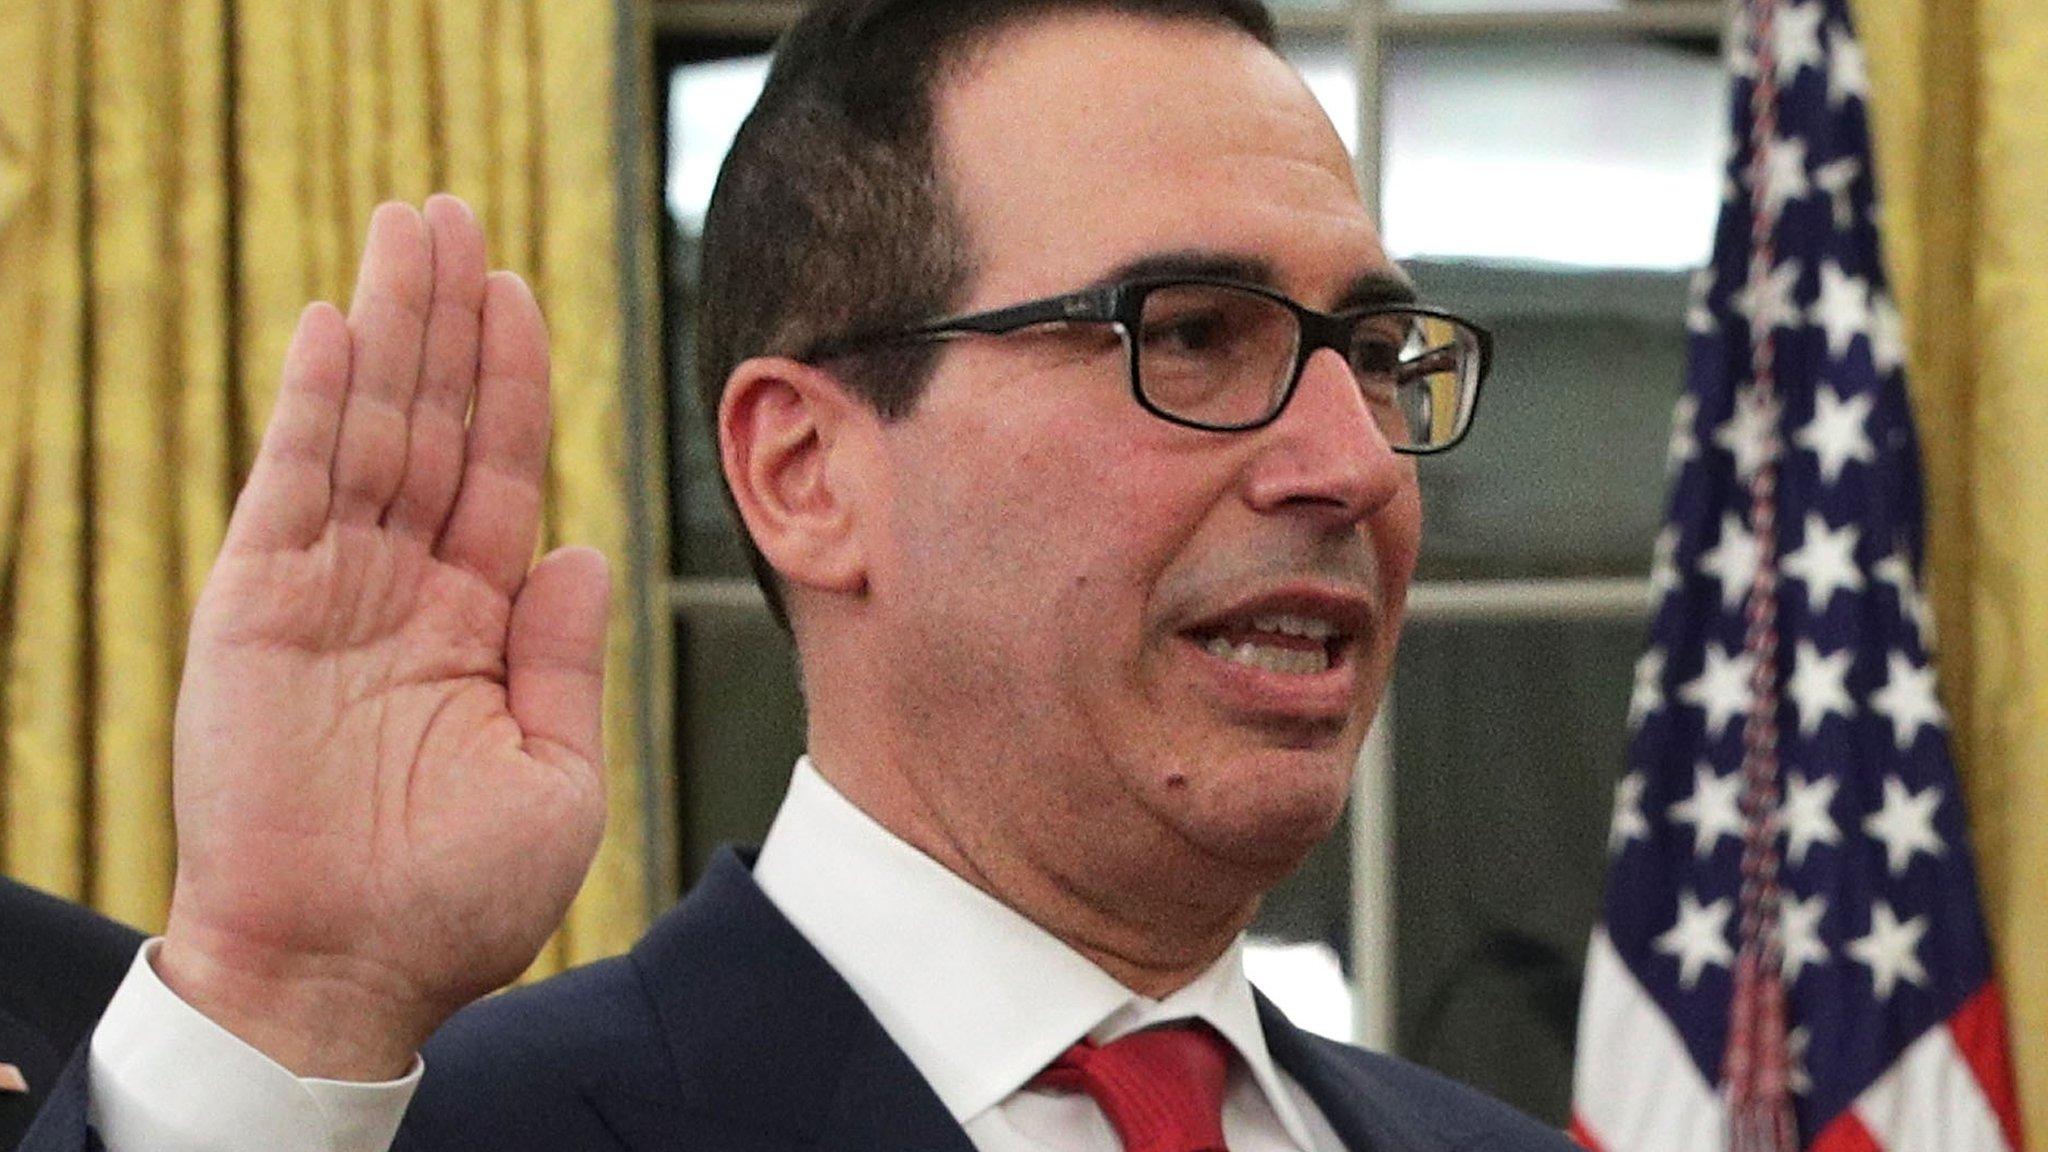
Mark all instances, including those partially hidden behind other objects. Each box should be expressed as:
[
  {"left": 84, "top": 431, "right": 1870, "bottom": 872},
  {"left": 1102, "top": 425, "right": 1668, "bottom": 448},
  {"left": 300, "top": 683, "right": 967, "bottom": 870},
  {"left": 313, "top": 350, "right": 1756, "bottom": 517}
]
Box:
[{"left": 1568, "top": 2, "right": 2027, "bottom": 1151}]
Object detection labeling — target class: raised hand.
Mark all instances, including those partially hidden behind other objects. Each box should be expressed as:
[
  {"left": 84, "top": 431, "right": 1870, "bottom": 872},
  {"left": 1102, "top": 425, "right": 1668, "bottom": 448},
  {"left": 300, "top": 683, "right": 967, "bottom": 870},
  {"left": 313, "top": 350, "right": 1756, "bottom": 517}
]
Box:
[{"left": 156, "top": 198, "right": 611, "bottom": 1079}]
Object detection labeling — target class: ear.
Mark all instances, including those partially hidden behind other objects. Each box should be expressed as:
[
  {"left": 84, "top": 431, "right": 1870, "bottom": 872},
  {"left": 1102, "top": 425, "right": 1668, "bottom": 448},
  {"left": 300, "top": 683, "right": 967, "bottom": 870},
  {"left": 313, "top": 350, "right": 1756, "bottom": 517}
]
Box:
[{"left": 718, "top": 357, "right": 876, "bottom": 602}]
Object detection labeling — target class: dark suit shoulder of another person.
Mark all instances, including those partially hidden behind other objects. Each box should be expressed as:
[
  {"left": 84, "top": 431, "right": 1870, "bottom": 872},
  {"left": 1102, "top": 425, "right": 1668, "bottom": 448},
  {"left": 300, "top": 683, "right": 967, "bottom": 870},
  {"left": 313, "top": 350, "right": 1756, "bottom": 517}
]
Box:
[{"left": 0, "top": 877, "right": 144, "bottom": 1151}]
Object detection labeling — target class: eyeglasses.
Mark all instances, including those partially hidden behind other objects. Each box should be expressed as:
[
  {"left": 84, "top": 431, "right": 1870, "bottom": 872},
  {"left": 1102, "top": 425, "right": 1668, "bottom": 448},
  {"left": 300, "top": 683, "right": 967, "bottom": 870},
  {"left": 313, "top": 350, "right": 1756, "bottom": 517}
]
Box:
[{"left": 805, "top": 275, "right": 1493, "bottom": 454}]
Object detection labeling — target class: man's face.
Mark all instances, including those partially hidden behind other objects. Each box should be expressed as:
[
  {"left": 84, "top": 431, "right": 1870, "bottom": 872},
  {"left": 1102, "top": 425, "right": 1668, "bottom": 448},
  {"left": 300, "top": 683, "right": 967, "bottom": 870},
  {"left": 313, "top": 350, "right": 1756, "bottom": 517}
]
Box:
[{"left": 860, "top": 12, "right": 1422, "bottom": 906}]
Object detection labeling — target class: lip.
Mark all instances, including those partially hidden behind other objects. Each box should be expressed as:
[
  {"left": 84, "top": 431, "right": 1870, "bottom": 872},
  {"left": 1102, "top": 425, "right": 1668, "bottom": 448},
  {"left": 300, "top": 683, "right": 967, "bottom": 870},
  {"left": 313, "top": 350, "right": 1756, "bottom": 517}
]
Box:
[{"left": 1174, "top": 584, "right": 1379, "bottom": 724}]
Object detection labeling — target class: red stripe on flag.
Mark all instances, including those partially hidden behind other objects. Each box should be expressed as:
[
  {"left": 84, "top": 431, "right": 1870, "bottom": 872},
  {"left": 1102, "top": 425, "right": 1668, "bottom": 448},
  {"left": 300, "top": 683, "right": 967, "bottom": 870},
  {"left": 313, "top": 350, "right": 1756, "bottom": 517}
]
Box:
[
  {"left": 1812, "top": 1110, "right": 1884, "bottom": 1152},
  {"left": 1951, "top": 982, "right": 2027, "bottom": 1151},
  {"left": 1568, "top": 1114, "right": 1608, "bottom": 1152}
]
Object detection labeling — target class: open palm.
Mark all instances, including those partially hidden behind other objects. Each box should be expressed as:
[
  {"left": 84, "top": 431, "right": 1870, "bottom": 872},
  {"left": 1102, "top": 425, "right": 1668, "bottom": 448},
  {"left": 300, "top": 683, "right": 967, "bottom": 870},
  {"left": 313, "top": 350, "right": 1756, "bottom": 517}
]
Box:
[{"left": 157, "top": 198, "right": 610, "bottom": 1078}]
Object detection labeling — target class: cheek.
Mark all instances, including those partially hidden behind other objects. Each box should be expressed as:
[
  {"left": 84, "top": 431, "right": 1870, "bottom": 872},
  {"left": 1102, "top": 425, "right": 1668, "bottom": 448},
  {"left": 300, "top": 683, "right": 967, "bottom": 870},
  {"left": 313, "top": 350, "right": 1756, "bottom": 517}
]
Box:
[
  {"left": 1376, "top": 483, "right": 1424, "bottom": 598},
  {"left": 887, "top": 415, "right": 1109, "bottom": 633}
]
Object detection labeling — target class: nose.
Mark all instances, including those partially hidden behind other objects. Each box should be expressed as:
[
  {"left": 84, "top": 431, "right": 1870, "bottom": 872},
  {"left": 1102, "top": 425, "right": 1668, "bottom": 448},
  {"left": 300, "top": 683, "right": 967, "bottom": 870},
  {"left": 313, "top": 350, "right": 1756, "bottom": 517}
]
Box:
[{"left": 1240, "top": 346, "right": 1411, "bottom": 524}]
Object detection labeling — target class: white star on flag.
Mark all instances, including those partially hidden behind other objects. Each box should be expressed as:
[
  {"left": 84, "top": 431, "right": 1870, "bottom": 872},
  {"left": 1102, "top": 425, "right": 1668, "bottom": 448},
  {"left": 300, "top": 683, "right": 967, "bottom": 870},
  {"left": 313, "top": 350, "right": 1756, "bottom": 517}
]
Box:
[
  {"left": 1773, "top": 0, "right": 1827, "bottom": 82},
  {"left": 1650, "top": 526, "right": 1683, "bottom": 599},
  {"left": 1871, "top": 650, "right": 1946, "bottom": 749},
  {"left": 1863, "top": 775, "right": 1947, "bottom": 875},
  {"left": 1656, "top": 890, "right": 1735, "bottom": 990},
  {"left": 1813, "top": 156, "right": 1862, "bottom": 230},
  {"left": 1687, "top": 272, "right": 1717, "bottom": 337},
  {"left": 1787, "top": 640, "right": 1856, "bottom": 736},
  {"left": 1782, "top": 513, "right": 1865, "bottom": 612},
  {"left": 1726, "top": 4, "right": 1756, "bottom": 79},
  {"left": 1874, "top": 550, "right": 1936, "bottom": 650},
  {"left": 1810, "top": 261, "right": 1872, "bottom": 358},
  {"left": 1714, "top": 388, "right": 1784, "bottom": 481},
  {"left": 1669, "top": 762, "right": 1746, "bottom": 859},
  {"left": 1679, "top": 643, "right": 1755, "bottom": 739},
  {"left": 1795, "top": 385, "right": 1877, "bottom": 484},
  {"left": 1697, "top": 513, "right": 1761, "bottom": 610},
  {"left": 1734, "top": 258, "right": 1805, "bottom": 336},
  {"left": 1847, "top": 901, "right": 1930, "bottom": 1001},
  {"left": 1629, "top": 648, "right": 1666, "bottom": 730},
  {"left": 1869, "top": 293, "right": 1907, "bottom": 375},
  {"left": 1827, "top": 24, "right": 1871, "bottom": 106},
  {"left": 1787, "top": 1025, "right": 1814, "bottom": 1097},
  {"left": 1782, "top": 772, "right": 1843, "bottom": 866},
  {"left": 1762, "top": 135, "right": 1812, "bottom": 218},
  {"left": 1667, "top": 394, "right": 1701, "bottom": 473},
  {"left": 1609, "top": 772, "right": 1650, "bottom": 854},
  {"left": 1779, "top": 892, "right": 1831, "bottom": 984}
]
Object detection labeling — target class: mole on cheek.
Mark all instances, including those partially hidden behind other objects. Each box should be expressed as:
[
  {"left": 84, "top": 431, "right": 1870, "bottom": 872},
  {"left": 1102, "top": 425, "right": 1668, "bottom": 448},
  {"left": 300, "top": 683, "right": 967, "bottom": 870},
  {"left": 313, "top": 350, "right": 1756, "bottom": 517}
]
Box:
[{"left": 1164, "top": 773, "right": 1188, "bottom": 790}]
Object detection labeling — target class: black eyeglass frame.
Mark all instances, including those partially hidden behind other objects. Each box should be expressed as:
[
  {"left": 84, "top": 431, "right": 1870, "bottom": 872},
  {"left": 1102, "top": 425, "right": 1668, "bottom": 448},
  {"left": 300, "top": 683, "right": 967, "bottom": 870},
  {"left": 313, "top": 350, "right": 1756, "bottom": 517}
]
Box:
[{"left": 803, "top": 274, "right": 1495, "bottom": 454}]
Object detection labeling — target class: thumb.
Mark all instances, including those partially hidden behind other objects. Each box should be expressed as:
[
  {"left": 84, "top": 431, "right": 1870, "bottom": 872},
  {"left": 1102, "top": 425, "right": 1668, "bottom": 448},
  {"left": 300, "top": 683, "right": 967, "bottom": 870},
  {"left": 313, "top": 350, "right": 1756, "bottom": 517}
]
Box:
[{"left": 506, "top": 546, "right": 612, "bottom": 770}]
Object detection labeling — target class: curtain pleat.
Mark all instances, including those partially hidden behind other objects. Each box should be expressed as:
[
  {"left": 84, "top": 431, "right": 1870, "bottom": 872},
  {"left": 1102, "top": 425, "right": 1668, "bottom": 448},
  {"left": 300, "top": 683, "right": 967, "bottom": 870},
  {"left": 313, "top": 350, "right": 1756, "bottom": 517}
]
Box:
[
  {"left": 533, "top": 0, "right": 641, "bottom": 969},
  {"left": 4, "top": 0, "right": 92, "bottom": 902},
  {"left": 173, "top": 0, "right": 232, "bottom": 614},
  {"left": 0, "top": 0, "right": 647, "bottom": 970},
  {"left": 1855, "top": 0, "right": 2048, "bottom": 1130}
]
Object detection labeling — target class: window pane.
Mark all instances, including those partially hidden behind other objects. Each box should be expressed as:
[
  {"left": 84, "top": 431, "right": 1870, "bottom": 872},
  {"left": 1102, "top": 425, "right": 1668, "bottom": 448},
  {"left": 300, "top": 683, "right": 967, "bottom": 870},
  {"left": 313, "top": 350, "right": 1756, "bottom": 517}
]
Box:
[
  {"left": 1384, "top": 39, "right": 1725, "bottom": 268},
  {"left": 667, "top": 55, "right": 773, "bottom": 581},
  {"left": 667, "top": 54, "right": 771, "bottom": 233},
  {"left": 1406, "top": 259, "right": 1685, "bottom": 580},
  {"left": 1391, "top": 617, "right": 1638, "bottom": 1123},
  {"left": 1279, "top": 34, "right": 1724, "bottom": 269}
]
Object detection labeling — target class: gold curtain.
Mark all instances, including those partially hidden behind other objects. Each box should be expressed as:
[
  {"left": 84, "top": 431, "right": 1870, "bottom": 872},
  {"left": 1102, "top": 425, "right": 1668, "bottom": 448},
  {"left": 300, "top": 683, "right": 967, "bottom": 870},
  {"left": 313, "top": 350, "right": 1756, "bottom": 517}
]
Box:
[
  {"left": 0, "top": 0, "right": 647, "bottom": 971},
  {"left": 1855, "top": 0, "right": 2048, "bottom": 1133}
]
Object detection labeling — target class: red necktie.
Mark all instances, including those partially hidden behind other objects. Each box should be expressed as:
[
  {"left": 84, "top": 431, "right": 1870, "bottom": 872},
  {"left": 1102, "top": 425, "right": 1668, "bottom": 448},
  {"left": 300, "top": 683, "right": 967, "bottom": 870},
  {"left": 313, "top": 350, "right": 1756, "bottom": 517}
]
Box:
[{"left": 1032, "top": 1024, "right": 1234, "bottom": 1152}]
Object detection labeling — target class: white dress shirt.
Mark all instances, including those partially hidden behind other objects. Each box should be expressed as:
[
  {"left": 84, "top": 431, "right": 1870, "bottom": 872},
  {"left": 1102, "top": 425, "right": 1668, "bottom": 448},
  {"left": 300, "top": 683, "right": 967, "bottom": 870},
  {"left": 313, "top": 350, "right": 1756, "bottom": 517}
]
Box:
[
  {"left": 89, "top": 940, "right": 420, "bottom": 1152},
  {"left": 86, "top": 756, "right": 1344, "bottom": 1152},
  {"left": 754, "top": 759, "right": 1344, "bottom": 1152}
]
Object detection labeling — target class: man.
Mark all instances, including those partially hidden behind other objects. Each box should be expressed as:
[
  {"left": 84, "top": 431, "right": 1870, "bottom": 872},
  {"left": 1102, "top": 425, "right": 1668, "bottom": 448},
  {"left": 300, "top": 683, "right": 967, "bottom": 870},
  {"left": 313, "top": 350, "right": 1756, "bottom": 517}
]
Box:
[
  {"left": 0, "top": 878, "right": 140, "bottom": 1150},
  {"left": 25, "top": 1, "right": 1574, "bottom": 1149}
]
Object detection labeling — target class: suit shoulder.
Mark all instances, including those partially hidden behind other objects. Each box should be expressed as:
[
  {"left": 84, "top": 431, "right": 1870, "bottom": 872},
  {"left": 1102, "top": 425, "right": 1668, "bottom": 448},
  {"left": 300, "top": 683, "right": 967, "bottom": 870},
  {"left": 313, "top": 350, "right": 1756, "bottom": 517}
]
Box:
[
  {"left": 401, "top": 954, "right": 671, "bottom": 1150},
  {"left": 424, "top": 952, "right": 668, "bottom": 1086},
  {"left": 1298, "top": 1034, "right": 1580, "bottom": 1151}
]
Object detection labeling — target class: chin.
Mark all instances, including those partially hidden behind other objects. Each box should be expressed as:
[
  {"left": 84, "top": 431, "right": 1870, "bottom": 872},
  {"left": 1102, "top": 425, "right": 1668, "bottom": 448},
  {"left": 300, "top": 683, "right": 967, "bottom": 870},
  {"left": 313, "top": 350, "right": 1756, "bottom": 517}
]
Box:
[{"left": 1170, "top": 743, "right": 1357, "bottom": 879}]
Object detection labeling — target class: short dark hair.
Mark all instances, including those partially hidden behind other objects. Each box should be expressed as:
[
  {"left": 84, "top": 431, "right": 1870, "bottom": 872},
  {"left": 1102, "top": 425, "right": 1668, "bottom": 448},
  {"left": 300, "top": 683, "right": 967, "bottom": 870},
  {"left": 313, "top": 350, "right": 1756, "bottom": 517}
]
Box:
[{"left": 697, "top": 0, "right": 1277, "bottom": 627}]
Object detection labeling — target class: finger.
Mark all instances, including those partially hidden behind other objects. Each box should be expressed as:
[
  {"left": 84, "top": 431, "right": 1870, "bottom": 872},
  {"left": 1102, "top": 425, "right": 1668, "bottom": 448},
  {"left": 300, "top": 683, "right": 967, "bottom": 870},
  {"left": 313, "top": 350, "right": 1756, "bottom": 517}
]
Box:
[
  {"left": 332, "top": 202, "right": 434, "bottom": 524},
  {"left": 506, "top": 546, "right": 611, "bottom": 773},
  {"left": 385, "top": 194, "right": 488, "bottom": 539},
  {"left": 436, "top": 271, "right": 550, "bottom": 596},
  {"left": 222, "top": 304, "right": 352, "bottom": 554}
]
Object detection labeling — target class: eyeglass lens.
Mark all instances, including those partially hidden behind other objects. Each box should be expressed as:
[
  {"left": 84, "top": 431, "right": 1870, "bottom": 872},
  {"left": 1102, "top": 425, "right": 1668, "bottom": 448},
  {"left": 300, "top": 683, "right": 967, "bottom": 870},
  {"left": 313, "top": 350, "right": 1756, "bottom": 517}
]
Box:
[{"left": 1133, "top": 284, "right": 1473, "bottom": 448}]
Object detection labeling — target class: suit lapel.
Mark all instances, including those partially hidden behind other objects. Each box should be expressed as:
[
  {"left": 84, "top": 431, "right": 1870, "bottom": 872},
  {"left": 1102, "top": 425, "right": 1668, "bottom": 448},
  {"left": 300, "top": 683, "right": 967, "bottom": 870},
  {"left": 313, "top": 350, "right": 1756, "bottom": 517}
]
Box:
[
  {"left": 1258, "top": 993, "right": 1445, "bottom": 1152},
  {"left": 809, "top": 1024, "right": 983, "bottom": 1152},
  {"left": 588, "top": 850, "right": 974, "bottom": 1152}
]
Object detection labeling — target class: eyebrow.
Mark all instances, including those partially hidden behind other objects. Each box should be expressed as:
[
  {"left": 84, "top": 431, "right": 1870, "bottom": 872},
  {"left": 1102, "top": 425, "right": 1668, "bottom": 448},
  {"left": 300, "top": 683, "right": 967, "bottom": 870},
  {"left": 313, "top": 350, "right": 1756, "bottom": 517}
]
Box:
[{"left": 1091, "top": 250, "right": 1419, "bottom": 310}]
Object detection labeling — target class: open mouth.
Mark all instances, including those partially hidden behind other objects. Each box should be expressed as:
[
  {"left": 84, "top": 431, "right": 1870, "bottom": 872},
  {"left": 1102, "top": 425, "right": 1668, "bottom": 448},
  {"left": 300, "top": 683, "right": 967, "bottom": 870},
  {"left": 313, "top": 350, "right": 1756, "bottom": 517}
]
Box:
[{"left": 1190, "top": 613, "right": 1344, "bottom": 676}]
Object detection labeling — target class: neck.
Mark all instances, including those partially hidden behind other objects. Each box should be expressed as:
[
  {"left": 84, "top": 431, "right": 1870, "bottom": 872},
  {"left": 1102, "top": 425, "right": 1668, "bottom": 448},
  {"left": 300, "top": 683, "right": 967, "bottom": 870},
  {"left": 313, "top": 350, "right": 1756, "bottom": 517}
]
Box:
[{"left": 806, "top": 727, "right": 1263, "bottom": 999}]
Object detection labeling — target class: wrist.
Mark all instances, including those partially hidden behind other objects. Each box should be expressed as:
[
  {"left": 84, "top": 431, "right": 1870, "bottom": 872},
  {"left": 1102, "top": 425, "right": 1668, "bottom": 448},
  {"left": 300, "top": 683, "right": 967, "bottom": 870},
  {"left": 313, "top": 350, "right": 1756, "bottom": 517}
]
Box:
[{"left": 155, "top": 926, "right": 437, "bottom": 1081}]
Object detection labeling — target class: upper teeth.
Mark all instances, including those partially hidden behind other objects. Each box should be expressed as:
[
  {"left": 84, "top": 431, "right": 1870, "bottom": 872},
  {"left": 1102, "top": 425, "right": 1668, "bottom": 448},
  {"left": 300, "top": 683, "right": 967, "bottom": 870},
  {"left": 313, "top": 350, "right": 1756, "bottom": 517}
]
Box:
[{"left": 1248, "top": 614, "right": 1337, "bottom": 640}]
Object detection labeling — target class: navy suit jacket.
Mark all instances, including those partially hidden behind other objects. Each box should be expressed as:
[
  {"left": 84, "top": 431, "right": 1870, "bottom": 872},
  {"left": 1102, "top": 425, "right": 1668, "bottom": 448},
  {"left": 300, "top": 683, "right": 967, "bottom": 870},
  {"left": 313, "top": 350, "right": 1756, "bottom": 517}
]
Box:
[
  {"left": 0, "top": 878, "right": 142, "bottom": 1152},
  {"left": 27, "top": 850, "right": 1575, "bottom": 1151}
]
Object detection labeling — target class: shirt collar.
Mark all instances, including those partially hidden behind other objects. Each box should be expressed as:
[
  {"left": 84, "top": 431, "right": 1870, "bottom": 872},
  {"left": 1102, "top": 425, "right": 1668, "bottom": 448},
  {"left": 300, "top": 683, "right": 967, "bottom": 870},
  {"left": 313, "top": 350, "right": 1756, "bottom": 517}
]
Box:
[{"left": 752, "top": 758, "right": 1318, "bottom": 1148}]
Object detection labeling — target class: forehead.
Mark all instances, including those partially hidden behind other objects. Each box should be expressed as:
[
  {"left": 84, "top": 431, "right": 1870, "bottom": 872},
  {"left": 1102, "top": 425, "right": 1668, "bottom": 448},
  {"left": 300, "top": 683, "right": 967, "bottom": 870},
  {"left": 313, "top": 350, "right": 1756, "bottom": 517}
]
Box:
[{"left": 933, "top": 11, "right": 1399, "bottom": 308}]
